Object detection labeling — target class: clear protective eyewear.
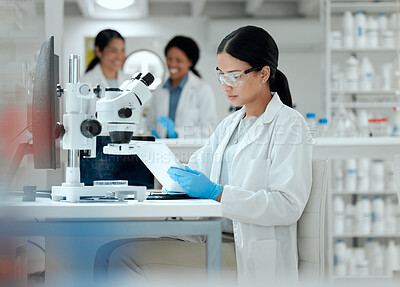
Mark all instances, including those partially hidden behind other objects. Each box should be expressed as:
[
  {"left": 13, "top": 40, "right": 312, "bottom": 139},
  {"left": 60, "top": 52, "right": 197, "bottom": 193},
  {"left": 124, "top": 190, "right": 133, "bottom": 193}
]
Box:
[{"left": 215, "top": 66, "right": 263, "bottom": 87}]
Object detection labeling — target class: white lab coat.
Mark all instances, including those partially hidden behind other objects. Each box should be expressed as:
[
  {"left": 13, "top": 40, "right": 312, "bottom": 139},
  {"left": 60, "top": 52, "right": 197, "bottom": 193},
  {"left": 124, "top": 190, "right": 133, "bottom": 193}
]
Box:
[
  {"left": 189, "top": 94, "right": 313, "bottom": 286},
  {"left": 144, "top": 71, "right": 218, "bottom": 138},
  {"left": 80, "top": 64, "right": 131, "bottom": 115}
]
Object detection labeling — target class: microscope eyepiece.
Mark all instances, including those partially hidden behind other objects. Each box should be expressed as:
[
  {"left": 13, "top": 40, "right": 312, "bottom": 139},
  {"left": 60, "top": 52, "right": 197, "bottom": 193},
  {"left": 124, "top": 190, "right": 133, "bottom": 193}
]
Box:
[{"left": 141, "top": 73, "right": 154, "bottom": 87}]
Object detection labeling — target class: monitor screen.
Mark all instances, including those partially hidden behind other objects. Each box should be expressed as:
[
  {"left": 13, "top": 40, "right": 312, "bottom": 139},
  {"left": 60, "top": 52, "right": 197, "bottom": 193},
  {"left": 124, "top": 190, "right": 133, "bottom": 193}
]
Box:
[
  {"left": 80, "top": 136, "right": 154, "bottom": 188},
  {"left": 32, "top": 36, "right": 59, "bottom": 169}
]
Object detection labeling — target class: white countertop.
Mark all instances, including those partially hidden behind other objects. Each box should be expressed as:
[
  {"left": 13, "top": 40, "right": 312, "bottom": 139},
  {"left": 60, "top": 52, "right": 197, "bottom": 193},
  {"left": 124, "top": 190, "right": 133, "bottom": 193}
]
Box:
[{"left": 0, "top": 197, "right": 222, "bottom": 220}]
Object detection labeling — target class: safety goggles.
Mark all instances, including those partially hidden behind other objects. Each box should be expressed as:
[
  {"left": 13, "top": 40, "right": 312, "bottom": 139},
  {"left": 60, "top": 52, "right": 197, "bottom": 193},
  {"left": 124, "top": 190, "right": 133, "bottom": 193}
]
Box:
[{"left": 215, "top": 66, "right": 263, "bottom": 87}]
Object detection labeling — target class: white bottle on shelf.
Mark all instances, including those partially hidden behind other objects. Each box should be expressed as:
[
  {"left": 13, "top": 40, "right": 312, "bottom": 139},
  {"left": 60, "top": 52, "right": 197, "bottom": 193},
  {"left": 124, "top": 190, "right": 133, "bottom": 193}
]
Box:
[
  {"left": 385, "top": 160, "right": 396, "bottom": 190},
  {"left": 370, "top": 160, "right": 385, "bottom": 191},
  {"left": 333, "top": 160, "right": 344, "bottom": 191},
  {"left": 345, "top": 158, "right": 357, "bottom": 192},
  {"left": 334, "top": 239, "right": 348, "bottom": 276},
  {"left": 356, "top": 196, "right": 371, "bottom": 234},
  {"left": 334, "top": 196, "right": 345, "bottom": 234},
  {"left": 357, "top": 109, "right": 369, "bottom": 137},
  {"left": 345, "top": 55, "right": 359, "bottom": 91},
  {"left": 367, "top": 16, "right": 379, "bottom": 48},
  {"left": 385, "top": 240, "right": 399, "bottom": 275},
  {"left": 355, "top": 11, "right": 367, "bottom": 48},
  {"left": 343, "top": 11, "right": 355, "bottom": 48},
  {"left": 317, "top": 118, "right": 329, "bottom": 137},
  {"left": 372, "top": 195, "right": 385, "bottom": 234},
  {"left": 359, "top": 56, "right": 374, "bottom": 91},
  {"left": 378, "top": 13, "right": 389, "bottom": 47},
  {"left": 392, "top": 106, "right": 400, "bottom": 136},
  {"left": 357, "top": 158, "right": 370, "bottom": 192},
  {"left": 381, "top": 63, "right": 393, "bottom": 91},
  {"left": 345, "top": 203, "right": 354, "bottom": 233},
  {"left": 331, "top": 63, "right": 341, "bottom": 91}
]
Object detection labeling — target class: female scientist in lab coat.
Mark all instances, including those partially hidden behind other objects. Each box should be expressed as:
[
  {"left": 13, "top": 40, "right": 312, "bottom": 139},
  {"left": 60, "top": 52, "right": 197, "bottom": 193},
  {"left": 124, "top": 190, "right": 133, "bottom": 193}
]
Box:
[
  {"left": 145, "top": 36, "right": 217, "bottom": 138},
  {"left": 80, "top": 29, "right": 130, "bottom": 115},
  {"left": 107, "top": 26, "right": 312, "bottom": 287},
  {"left": 167, "top": 25, "right": 313, "bottom": 286}
]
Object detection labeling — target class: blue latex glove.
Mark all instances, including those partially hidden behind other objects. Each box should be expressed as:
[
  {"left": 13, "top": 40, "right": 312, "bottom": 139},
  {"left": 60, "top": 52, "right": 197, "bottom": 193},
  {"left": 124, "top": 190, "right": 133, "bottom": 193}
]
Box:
[
  {"left": 150, "top": 129, "right": 160, "bottom": 139},
  {"left": 167, "top": 166, "right": 223, "bottom": 200},
  {"left": 158, "top": 116, "right": 177, "bottom": 138}
]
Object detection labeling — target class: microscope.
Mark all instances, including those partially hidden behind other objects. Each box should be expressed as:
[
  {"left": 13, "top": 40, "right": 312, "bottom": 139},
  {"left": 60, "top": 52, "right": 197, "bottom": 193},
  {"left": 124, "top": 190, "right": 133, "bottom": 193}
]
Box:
[{"left": 51, "top": 55, "right": 154, "bottom": 202}]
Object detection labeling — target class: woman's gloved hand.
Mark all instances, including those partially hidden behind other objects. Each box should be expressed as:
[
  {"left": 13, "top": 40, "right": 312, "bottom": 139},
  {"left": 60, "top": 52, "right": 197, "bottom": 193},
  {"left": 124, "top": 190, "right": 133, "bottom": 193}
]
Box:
[
  {"left": 167, "top": 166, "right": 223, "bottom": 200},
  {"left": 158, "top": 116, "right": 177, "bottom": 138}
]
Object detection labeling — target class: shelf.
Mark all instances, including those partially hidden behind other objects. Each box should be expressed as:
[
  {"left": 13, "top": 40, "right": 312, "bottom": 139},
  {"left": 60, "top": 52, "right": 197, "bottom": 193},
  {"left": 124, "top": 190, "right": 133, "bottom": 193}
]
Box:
[
  {"left": 332, "top": 275, "right": 392, "bottom": 279},
  {"left": 316, "top": 137, "right": 400, "bottom": 146},
  {"left": 331, "top": 48, "right": 398, "bottom": 53},
  {"left": 331, "top": 191, "right": 398, "bottom": 195},
  {"left": 331, "top": 90, "right": 398, "bottom": 96},
  {"left": 331, "top": 102, "right": 400, "bottom": 109},
  {"left": 333, "top": 234, "right": 400, "bottom": 238},
  {"left": 331, "top": 2, "right": 398, "bottom": 13}
]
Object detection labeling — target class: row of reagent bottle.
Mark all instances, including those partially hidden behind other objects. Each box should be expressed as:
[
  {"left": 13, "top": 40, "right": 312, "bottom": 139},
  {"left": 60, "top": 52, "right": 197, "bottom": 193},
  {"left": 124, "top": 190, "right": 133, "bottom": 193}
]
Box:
[
  {"left": 333, "top": 195, "right": 400, "bottom": 235},
  {"left": 334, "top": 239, "right": 400, "bottom": 276},
  {"left": 335, "top": 11, "right": 395, "bottom": 49}
]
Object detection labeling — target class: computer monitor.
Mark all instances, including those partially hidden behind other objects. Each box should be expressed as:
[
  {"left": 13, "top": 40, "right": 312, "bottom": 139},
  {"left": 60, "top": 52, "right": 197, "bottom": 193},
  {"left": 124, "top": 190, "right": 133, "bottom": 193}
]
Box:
[
  {"left": 32, "top": 36, "right": 59, "bottom": 169},
  {"left": 7, "top": 36, "right": 59, "bottom": 185},
  {"left": 80, "top": 136, "right": 154, "bottom": 188}
]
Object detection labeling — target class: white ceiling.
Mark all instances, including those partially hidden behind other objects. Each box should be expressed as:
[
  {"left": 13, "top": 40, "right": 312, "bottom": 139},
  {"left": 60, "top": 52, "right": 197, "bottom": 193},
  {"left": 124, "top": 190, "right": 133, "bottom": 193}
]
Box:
[{"left": 62, "top": 0, "right": 320, "bottom": 19}]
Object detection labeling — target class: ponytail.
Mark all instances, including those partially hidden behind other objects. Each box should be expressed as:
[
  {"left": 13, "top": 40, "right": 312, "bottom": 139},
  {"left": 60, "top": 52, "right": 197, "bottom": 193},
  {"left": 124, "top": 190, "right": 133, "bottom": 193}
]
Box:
[
  {"left": 270, "top": 69, "right": 292, "bottom": 108},
  {"left": 86, "top": 56, "right": 100, "bottom": 73},
  {"left": 190, "top": 67, "right": 201, "bottom": 78}
]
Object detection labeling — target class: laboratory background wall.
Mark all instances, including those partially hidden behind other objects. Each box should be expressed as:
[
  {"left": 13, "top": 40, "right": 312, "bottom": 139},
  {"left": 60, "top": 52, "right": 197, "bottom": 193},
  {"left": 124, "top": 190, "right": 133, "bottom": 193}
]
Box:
[
  {"left": 2, "top": 5, "right": 323, "bottom": 191},
  {"left": 63, "top": 17, "right": 324, "bottom": 123}
]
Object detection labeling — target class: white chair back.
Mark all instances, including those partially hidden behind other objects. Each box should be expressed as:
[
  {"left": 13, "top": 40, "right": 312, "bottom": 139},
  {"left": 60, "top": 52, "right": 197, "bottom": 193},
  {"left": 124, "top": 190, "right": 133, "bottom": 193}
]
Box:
[{"left": 297, "top": 159, "right": 328, "bottom": 286}]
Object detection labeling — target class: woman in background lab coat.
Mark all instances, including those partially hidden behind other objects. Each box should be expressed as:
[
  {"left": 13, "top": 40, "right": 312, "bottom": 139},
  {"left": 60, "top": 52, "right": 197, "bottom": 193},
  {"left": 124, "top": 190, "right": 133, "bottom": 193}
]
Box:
[
  {"left": 80, "top": 29, "right": 130, "bottom": 115},
  {"left": 145, "top": 36, "right": 217, "bottom": 138},
  {"left": 107, "top": 26, "right": 312, "bottom": 287}
]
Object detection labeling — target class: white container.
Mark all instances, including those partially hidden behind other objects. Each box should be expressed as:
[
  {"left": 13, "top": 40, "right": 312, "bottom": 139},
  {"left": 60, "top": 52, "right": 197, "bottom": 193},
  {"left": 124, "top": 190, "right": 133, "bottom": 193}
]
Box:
[
  {"left": 331, "top": 31, "right": 342, "bottom": 49},
  {"left": 357, "top": 110, "right": 369, "bottom": 137},
  {"left": 345, "top": 203, "right": 354, "bottom": 233},
  {"left": 334, "top": 239, "right": 348, "bottom": 276},
  {"left": 381, "top": 63, "right": 393, "bottom": 91},
  {"left": 359, "top": 56, "right": 374, "bottom": 91},
  {"left": 306, "top": 113, "right": 317, "bottom": 135},
  {"left": 356, "top": 259, "right": 370, "bottom": 276},
  {"left": 345, "top": 55, "right": 359, "bottom": 91},
  {"left": 357, "top": 158, "right": 370, "bottom": 191},
  {"left": 343, "top": 11, "right": 355, "bottom": 48},
  {"left": 356, "top": 196, "right": 371, "bottom": 234},
  {"left": 331, "top": 63, "right": 341, "bottom": 91},
  {"left": 370, "top": 160, "right": 385, "bottom": 191},
  {"left": 372, "top": 196, "right": 385, "bottom": 234},
  {"left": 345, "top": 158, "right": 357, "bottom": 191},
  {"left": 393, "top": 106, "right": 400, "bottom": 136},
  {"left": 378, "top": 13, "right": 388, "bottom": 33},
  {"left": 367, "top": 16, "right": 379, "bottom": 48},
  {"left": 355, "top": 11, "right": 367, "bottom": 48},
  {"left": 385, "top": 240, "right": 399, "bottom": 275},
  {"left": 381, "top": 30, "right": 395, "bottom": 48},
  {"left": 385, "top": 160, "right": 396, "bottom": 190},
  {"left": 334, "top": 196, "right": 346, "bottom": 234},
  {"left": 317, "top": 118, "right": 329, "bottom": 137},
  {"left": 333, "top": 160, "right": 344, "bottom": 191}
]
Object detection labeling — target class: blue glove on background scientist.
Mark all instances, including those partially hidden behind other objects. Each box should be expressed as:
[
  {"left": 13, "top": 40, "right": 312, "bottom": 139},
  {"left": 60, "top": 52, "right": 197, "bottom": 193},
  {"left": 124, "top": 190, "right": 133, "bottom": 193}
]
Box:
[
  {"left": 167, "top": 166, "right": 223, "bottom": 200},
  {"left": 151, "top": 116, "right": 178, "bottom": 139}
]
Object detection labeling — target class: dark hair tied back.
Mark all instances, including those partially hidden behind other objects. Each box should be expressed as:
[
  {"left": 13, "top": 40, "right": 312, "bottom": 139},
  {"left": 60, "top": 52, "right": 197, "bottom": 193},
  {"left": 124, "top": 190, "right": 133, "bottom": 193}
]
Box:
[
  {"left": 165, "top": 36, "right": 201, "bottom": 78},
  {"left": 217, "top": 25, "right": 292, "bottom": 108},
  {"left": 86, "top": 29, "right": 125, "bottom": 73}
]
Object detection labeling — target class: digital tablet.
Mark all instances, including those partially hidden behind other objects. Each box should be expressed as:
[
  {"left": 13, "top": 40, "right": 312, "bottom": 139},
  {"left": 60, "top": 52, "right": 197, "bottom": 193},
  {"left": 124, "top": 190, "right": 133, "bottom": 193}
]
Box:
[{"left": 131, "top": 141, "right": 185, "bottom": 193}]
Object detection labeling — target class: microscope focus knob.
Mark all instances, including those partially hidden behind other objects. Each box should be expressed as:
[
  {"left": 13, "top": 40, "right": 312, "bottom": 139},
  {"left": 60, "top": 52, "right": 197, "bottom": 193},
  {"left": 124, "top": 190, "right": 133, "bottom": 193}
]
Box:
[
  {"left": 80, "top": 119, "right": 102, "bottom": 138},
  {"left": 118, "top": 108, "right": 132, "bottom": 118}
]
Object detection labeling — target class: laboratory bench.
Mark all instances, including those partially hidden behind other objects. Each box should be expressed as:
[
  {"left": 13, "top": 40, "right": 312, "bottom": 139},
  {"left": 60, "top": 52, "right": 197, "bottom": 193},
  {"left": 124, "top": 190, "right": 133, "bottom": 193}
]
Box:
[{"left": 0, "top": 197, "right": 222, "bottom": 287}]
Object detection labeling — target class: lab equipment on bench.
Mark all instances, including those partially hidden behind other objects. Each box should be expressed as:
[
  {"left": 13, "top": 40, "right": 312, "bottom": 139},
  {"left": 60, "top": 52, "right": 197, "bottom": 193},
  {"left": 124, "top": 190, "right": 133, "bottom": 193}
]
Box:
[{"left": 51, "top": 46, "right": 154, "bottom": 202}]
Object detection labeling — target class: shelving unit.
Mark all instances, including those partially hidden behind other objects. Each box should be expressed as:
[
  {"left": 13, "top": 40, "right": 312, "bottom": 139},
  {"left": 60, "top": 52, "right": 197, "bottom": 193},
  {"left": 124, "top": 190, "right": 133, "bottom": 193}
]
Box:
[
  {"left": 323, "top": 0, "right": 400, "bottom": 124},
  {"left": 314, "top": 135, "right": 400, "bottom": 282}
]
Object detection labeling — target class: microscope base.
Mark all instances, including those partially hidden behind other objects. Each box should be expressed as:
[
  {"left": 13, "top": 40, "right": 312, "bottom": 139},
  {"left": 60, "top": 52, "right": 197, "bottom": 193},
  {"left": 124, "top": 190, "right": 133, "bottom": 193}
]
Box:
[{"left": 51, "top": 185, "right": 147, "bottom": 202}]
